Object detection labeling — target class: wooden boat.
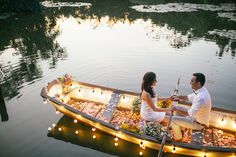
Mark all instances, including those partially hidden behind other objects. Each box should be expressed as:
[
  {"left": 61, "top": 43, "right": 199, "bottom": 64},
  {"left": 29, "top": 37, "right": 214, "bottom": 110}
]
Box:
[{"left": 41, "top": 78, "right": 236, "bottom": 157}]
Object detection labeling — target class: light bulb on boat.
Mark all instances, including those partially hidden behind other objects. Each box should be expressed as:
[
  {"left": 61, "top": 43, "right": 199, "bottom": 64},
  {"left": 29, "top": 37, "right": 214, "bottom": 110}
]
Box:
[
  {"left": 43, "top": 98, "right": 47, "bottom": 104},
  {"left": 172, "top": 146, "right": 176, "bottom": 153},
  {"left": 121, "top": 96, "right": 129, "bottom": 103},
  {"left": 114, "top": 142, "right": 118, "bottom": 146},
  {"left": 221, "top": 116, "right": 226, "bottom": 124},
  {"left": 56, "top": 110, "right": 59, "bottom": 114},
  {"left": 74, "top": 119, "right": 78, "bottom": 123},
  {"left": 75, "top": 130, "right": 79, "bottom": 134},
  {"left": 48, "top": 127, "right": 52, "bottom": 131},
  {"left": 58, "top": 127, "right": 62, "bottom": 131},
  {"left": 140, "top": 141, "right": 144, "bottom": 147},
  {"left": 52, "top": 124, "right": 56, "bottom": 127},
  {"left": 92, "top": 127, "right": 96, "bottom": 132}
]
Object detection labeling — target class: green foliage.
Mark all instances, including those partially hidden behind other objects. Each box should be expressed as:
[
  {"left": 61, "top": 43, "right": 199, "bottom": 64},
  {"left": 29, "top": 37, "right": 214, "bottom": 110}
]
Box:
[{"left": 142, "top": 121, "right": 162, "bottom": 139}]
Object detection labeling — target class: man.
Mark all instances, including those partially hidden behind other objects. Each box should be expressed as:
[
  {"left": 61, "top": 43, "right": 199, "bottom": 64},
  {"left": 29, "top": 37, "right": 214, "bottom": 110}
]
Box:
[{"left": 171, "top": 73, "right": 212, "bottom": 141}]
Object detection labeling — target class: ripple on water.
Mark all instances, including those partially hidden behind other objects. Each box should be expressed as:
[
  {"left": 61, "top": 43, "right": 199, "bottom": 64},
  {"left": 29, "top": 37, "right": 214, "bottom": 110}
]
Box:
[
  {"left": 217, "top": 12, "right": 236, "bottom": 22},
  {"left": 41, "top": 1, "right": 91, "bottom": 8},
  {"left": 130, "top": 3, "right": 236, "bottom": 13}
]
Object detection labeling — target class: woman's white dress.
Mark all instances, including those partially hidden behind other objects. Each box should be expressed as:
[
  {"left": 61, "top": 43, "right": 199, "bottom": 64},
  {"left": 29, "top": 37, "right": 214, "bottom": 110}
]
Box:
[{"left": 140, "top": 95, "right": 165, "bottom": 122}]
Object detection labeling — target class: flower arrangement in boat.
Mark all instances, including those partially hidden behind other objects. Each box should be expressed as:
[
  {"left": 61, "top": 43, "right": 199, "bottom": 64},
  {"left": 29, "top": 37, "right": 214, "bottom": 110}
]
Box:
[
  {"left": 156, "top": 99, "right": 172, "bottom": 108},
  {"left": 120, "top": 113, "right": 141, "bottom": 133},
  {"left": 58, "top": 74, "right": 73, "bottom": 94},
  {"left": 142, "top": 121, "right": 162, "bottom": 139}
]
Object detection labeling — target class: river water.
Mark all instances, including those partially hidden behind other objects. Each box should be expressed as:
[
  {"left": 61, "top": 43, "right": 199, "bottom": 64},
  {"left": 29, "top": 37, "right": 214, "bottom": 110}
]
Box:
[{"left": 0, "top": 0, "right": 235, "bottom": 157}]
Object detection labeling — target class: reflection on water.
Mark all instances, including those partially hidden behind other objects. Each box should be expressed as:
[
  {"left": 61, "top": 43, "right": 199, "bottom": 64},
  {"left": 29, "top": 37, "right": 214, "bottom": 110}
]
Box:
[
  {"left": 0, "top": 0, "right": 235, "bottom": 105},
  {"left": 0, "top": 87, "right": 8, "bottom": 121},
  {"left": 48, "top": 115, "right": 187, "bottom": 157}
]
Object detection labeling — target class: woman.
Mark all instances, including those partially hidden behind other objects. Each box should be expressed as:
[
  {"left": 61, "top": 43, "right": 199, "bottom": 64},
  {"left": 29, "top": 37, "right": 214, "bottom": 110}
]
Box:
[{"left": 140, "top": 72, "right": 172, "bottom": 124}]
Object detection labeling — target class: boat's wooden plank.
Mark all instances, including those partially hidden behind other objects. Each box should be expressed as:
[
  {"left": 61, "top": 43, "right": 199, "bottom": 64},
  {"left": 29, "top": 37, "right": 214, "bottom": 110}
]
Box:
[
  {"left": 191, "top": 130, "right": 204, "bottom": 145},
  {"left": 100, "top": 92, "right": 121, "bottom": 122}
]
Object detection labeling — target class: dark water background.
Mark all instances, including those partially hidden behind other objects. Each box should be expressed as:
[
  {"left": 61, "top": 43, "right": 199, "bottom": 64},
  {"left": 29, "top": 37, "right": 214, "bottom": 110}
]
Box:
[{"left": 0, "top": 0, "right": 235, "bottom": 156}]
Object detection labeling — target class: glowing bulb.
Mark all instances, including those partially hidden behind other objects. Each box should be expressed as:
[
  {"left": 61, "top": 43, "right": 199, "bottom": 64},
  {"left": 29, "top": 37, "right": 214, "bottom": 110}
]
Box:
[
  {"left": 43, "top": 99, "right": 47, "bottom": 104},
  {"left": 139, "top": 151, "right": 143, "bottom": 156},
  {"left": 114, "top": 137, "right": 118, "bottom": 141},
  {"left": 52, "top": 124, "right": 56, "bottom": 127},
  {"left": 74, "top": 119, "right": 78, "bottom": 123},
  {"left": 75, "top": 131, "right": 79, "bottom": 134},
  {"left": 92, "top": 135, "right": 96, "bottom": 139},
  {"left": 58, "top": 127, "right": 62, "bottom": 131},
  {"left": 114, "top": 142, "right": 118, "bottom": 146},
  {"left": 56, "top": 110, "right": 59, "bottom": 114},
  {"left": 140, "top": 141, "right": 144, "bottom": 147},
  {"left": 48, "top": 127, "right": 52, "bottom": 131},
  {"left": 172, "top": 146, "right": 176, "bottom": 153},
  {"left": 92, "top": 127, "right": 96, "bottom": 131},
  {"left": 101, "top": 91, "right": 103, "bottom": 95},
  {"left": 92, "top": 89, "right": 95, "bottom": 93},
  {"left": 78, "top": 88, "right": 81, "bottom": 92}
]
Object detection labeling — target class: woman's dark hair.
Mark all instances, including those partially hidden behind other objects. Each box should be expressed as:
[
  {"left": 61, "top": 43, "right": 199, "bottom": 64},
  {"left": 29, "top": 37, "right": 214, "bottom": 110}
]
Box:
[
  {"left": 141, "top": 72, "right": 156, "bottom": 98},
  {"left": 193, "top": 73, "right": 205, "bottom": 86}
]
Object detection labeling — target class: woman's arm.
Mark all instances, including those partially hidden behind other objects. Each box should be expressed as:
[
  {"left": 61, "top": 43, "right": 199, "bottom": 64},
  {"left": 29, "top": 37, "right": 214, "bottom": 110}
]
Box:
[{"left": 142, "top": 92, "right": 170, "bottom": 112}]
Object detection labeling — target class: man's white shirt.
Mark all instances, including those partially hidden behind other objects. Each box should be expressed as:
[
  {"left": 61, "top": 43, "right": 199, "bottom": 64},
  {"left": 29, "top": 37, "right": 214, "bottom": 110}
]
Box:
[{"left": 187, "top": 86, "right": 212, "bottom": 127}]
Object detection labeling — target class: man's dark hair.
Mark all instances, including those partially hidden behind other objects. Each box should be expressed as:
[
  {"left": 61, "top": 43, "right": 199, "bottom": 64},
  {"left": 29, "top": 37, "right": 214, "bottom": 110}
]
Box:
[{"left": 193, "top": 73, "right": 205, "bottom": 86}]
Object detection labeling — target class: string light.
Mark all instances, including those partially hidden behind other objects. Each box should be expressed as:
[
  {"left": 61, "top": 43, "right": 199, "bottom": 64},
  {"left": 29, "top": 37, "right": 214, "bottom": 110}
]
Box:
[
  {"left": 172, "top": 145, "right": 176, "bottom": 153},
  {"left": 92, "top": 127, "right": 96, "bottom": 132},
  {"left": 48, "top": 127, "right": 52, "bottom": 131},
  {"left": 221, "top": 115, "right": 226, "bottom": 124},
  {"left": 52, "top": 124, "right": 56, "bottom": 127},
  {"left": 140, "top": 141, "right": 144, "bottom": 147},
  {"left": 43, "top": 99, "right": 47, "bottom": 104},
  {"left": 74, "top": 119, "right": 78, "bottom": 123},
  {"left": 92, "top": 135, "right": 96, "bottom": 139},
  {"left": 92, "top": 89, "right": 95, "bottom": 93},
  {"left": 58, "top": 127, "right": 62, "bottom": 131},
  {"left": 114, "top": 142, "right": 118, "bottom": 146},
  {"left": 56, "top": 110, "right": 59, "bottom": 114},
  {"left": 114, "top": 137, "right": 119, "bottom": 141},
  {"left": 75, "top": 130, "right": 79, "bottom": 134},
  {"left": 78, "top": 88, "right": 81, "bottom": 92},
  {"left": 101, "top": 91, "right": 103, "bottom": 95}
]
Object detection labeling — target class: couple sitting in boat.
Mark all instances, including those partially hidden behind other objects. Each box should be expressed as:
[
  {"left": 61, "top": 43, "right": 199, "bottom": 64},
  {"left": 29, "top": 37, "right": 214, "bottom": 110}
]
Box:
[{"left": 140, "top": 72, "right": 212, "bottom": 141}]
